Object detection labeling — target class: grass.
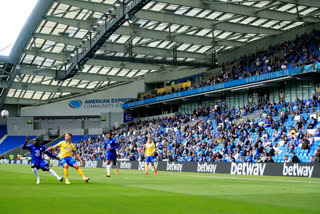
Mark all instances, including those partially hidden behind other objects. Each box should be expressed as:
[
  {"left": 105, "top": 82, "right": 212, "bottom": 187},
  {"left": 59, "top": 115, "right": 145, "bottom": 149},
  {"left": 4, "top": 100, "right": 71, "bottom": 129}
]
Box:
[{"left": 0, "top": 164, "right": 319, "bottom": 214}]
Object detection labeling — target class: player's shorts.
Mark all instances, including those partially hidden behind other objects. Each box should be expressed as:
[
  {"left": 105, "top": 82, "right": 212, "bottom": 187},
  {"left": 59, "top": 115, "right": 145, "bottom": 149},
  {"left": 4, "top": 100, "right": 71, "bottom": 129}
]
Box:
[
  {"left": 145, "top": 156, "right": 154, "bottom": 163},
  {"left": 31, "top": 160, "right": 48, "bottom": 170},
  {"left": 106, "top": 154, "right": 117, "bottom": 162},
  {"left": 60, "top": 157, "right": 77, "bottom": 167}
]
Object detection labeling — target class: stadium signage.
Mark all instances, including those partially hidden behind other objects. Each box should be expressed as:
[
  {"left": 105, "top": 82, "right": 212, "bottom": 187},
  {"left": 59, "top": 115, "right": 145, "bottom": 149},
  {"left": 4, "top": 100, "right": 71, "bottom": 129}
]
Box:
[
  {"left": 120, "top": 161, "right": 132, "bottom": 169},
  {"left": 85, "top": 161, "right": 98, "bottom": 168},
  {"left": 2, "top": 160, "right": 320, "bottom": 178},
  {"left": 166, "top": 162, "right": 183, "bottom": 172},
  {"left": 282, "top": 163, "right": 314, "bottom": 178},
  {"left": 138, "top": 161, "right": 158, "bottom": 171},
  {"left": 197, "top": 162, "right": 217, "bottom": 173},
  {"left": 0, "top": 159, "right": 9, "bottom": 164},
  {"left": 69, "top": 98, "right": 134, "bottom": 109},
  {"left": 230, "top": 163, "right": 266, "bottom": 176}
]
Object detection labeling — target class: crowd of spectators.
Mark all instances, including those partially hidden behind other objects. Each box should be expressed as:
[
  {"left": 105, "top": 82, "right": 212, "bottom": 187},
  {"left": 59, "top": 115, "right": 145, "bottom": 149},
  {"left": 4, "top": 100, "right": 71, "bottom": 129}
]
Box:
[
  {"left": 70, "top": 95, "right": 320, "bottom": 163},
  {"left": 127, "top": 30, "right": 320, "bottom": 103}
]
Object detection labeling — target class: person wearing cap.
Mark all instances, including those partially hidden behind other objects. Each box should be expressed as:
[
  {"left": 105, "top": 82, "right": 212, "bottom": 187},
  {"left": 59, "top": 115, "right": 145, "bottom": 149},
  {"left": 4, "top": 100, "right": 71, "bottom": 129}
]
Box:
[{"left": 292, "top": 152, "right": 300, "bottom": 163}]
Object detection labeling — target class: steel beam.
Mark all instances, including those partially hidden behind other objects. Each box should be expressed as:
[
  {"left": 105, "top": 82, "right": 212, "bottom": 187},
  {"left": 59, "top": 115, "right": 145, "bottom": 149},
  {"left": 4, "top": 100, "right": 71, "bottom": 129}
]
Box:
[
  {"left": 33, "top": 32, "right": 209, "bottom": 60},
  {"left": 0, "top": 81, "right": 92, "bottom": 93},
  {"left": 160, "top": 0, "right": 320, "bottom": 22},
  {"left": 18, "top": 65, "right": 134, "bottom": 82},
  {"left": 56, "top": 0, "right": 282, "bottom": 35}
]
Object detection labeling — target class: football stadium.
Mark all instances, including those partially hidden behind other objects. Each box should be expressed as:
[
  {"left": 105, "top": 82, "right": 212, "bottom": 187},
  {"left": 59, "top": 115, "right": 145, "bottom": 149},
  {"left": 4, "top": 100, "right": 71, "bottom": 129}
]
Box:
[{"left": 1, "top": 0, "right": 320, "bottom": 213}]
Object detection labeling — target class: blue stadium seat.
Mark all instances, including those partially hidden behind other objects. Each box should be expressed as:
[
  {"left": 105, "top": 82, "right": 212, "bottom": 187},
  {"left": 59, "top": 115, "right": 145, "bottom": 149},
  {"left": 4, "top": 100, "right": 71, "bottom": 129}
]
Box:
[{"left": 0, "top": 136, "right": 36, "bottom": 154}]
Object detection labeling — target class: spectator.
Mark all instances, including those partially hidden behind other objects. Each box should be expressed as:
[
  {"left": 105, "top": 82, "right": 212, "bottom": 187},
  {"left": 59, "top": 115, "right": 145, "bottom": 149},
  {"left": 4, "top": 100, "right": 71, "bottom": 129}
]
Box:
[
  {"left": 310, "top": 156, "right": 314, "bottom": 163},
  {"left": 292, "top": 152, "right": 300, "bottom": 163},
  {"left": 315, "top": 146, "right": 320, "bottom": 163},
  {"left": 284, "top": 155, "right": 291, "bottom": 163},
  {"left": 269, "top": 145, "right": 275, "bottom": 157},
  {"left": 314, "top": 126, "right": 320, "bottom": 137},
  {"left": 308, "top": 117, "right": 317, "bottom": 129},
  {"left": 265, "top": 155, "right": 274, "bottom": 162}
]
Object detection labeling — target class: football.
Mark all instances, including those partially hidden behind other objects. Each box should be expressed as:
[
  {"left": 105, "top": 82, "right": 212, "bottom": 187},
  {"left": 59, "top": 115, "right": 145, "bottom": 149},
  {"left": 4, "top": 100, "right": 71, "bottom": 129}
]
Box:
[{"left": 1, "top": 110, "right": 9, "bottom": 118}]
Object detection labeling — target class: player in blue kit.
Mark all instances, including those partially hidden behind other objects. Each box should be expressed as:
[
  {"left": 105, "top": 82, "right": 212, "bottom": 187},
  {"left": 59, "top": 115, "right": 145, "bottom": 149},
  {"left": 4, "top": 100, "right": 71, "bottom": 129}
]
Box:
[
  {"left": 103, "top": 133, "right": 119, "bottom": 177},
  {"left": 22, "top": 136, "right": 63, "bottom": 184}
]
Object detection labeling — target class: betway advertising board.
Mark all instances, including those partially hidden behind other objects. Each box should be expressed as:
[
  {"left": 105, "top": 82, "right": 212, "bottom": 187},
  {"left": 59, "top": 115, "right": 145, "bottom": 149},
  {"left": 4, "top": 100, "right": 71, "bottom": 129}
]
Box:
[
  {"left": 20, "top": 80, "right": 144, "bottom": 116},
  {"left": 2, "top": 160, "right": 319, "bottom": 178}
]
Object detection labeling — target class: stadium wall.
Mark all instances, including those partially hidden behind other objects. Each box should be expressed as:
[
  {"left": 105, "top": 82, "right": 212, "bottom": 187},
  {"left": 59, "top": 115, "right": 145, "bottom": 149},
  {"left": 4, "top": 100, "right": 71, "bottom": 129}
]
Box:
[
  {"left": 6, "top": 117, "right": 103, "bottom": 136},
  {"left": 220, "top": 22, "right": 320, "bottom": 64},
  {"left": 2, "top": 160, "right": 319, "bottom": 178},
  {"left": 0, "top": 105, "right": 20, "bottom": 125},
  {"left": 7, "top": 117, "right": 42, "bottom": 136},
  {"left": 20, "top": 80, "right": 144, "bottom": 117}
]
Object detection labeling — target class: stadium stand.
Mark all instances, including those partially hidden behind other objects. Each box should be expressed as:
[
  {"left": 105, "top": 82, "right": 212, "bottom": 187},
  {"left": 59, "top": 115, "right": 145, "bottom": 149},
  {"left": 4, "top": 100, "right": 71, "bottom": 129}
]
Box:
[
  {"left": 0, "top": 136, "right": 36, "bottom": 155},
  {"left": 43, "top": 30, "right": 320, "bottom": 164},
  {"left": 63, "top": 96, "right": 320, "bottom": 163},
  {"left": 127, "top": 30, "right": 320, "bottom": 103}
]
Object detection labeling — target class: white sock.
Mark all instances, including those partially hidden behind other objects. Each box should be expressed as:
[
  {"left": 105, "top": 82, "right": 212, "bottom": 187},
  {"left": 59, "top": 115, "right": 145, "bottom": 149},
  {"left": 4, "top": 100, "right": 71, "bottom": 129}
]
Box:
[
  {"left": 107, "top": 164, "right": 111, "bottom": 175},
  {"left": 49, "top": 169, "right": 60, "bottom": 179},
  {"left": 32, "top": 168, "right": 40, "bottom": 180}
]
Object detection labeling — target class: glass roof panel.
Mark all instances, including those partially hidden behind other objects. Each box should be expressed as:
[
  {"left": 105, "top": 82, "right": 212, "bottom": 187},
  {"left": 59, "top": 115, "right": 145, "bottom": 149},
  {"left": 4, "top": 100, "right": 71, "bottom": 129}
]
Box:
[{"left": 6, "top": 0, "right": 319, "bottom": 103}]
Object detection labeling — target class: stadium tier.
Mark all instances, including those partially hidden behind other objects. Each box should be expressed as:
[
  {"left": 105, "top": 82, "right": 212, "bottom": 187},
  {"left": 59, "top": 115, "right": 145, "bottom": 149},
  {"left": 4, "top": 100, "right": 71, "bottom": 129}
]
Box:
[
  {"left": 64, "top": 97, "right": 320, "bottom": 163},
  {"left": 124, "top": 30, "right": 320, "bottom": 108},
  {"left": 0, "top": 136, "right": 36, "bottom": 155}
]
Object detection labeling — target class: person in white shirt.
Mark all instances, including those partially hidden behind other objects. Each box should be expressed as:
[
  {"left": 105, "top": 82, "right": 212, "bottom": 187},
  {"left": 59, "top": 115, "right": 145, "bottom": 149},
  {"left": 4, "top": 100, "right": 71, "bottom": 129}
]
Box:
[
  {"left": 274, "top": 143, "right": 282, "bottom": 155},
  {"left": 284, "top": 155, "right": 291, "bottom": 163},
  {"left": 307, "top": 133, "right": 315, "bottom": 146}
]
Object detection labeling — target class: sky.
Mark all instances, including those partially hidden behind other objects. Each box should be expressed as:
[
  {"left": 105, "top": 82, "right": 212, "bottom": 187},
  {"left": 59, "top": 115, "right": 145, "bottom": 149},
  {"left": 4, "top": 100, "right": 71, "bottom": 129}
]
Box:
[{"left": 0, "top": 0, "right": 38, "bottom": 56}]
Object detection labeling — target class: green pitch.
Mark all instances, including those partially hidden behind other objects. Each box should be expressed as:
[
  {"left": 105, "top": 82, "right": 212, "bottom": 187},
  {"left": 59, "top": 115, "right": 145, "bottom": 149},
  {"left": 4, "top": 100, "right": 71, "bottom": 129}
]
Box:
[{"left": 0, "top": 164, "right": 319, "bottom": 214}]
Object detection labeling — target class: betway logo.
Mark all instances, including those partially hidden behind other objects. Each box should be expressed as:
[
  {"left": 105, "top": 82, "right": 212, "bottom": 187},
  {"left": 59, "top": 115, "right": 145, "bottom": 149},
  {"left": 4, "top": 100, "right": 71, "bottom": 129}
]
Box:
[
  {"left": 231, "top": 162, "right": 266, "bottom": 176},
  {"left": 22, "top": 160, "right": 29, "bottom": 165},
  {"left": 0, "top": 159, "right": 9, "bottom": 164},
  {"left": 197, "top": 162, "right": 217, "bottom": 173},
  {"left": 166, "top": 162, "right": 183, "bottom": 172},
  {"left": 120, "top": 161, "right": 132, "bottom": 169},
  {"left": 85, "top": 161, "right": 98, "bottom": 168},
  {"left": 283, "top": 163, "right": 314, "bottom": 178},
  {"left": 138, "top": 161, "right": 158, "bottom": 171}
]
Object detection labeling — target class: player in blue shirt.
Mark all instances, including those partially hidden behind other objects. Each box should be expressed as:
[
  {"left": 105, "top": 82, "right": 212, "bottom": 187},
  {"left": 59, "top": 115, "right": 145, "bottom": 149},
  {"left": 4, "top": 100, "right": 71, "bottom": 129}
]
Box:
[
  {"left": 22, "top": 136, "right": 63, "bottom": 184},
  {"left": 103, "top": 133, "right": 119, "bottom": 177}
]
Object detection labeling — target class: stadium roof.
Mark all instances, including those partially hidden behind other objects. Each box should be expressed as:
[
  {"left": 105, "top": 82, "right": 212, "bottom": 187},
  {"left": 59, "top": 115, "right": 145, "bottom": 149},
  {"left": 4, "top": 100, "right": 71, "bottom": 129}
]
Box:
[{"left": 1, "top": 0, "right": 320, "bottom": 106}]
